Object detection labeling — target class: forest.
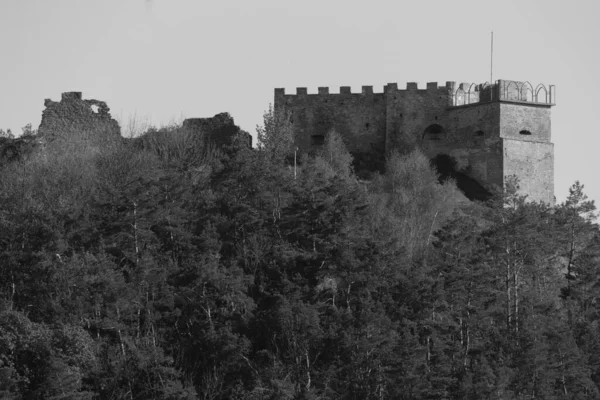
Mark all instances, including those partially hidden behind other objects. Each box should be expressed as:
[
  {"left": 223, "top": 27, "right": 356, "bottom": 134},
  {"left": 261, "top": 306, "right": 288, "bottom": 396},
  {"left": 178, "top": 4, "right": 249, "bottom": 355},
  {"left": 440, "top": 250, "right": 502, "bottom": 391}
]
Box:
[{"left": 0, "top": 109, "right": 599, "bottom": 400}]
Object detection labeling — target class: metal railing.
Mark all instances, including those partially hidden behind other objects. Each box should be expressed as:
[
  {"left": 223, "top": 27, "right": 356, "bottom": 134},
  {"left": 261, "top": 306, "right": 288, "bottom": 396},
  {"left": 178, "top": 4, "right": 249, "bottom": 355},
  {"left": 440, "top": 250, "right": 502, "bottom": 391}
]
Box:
[{"left": 452, "top": 80, "right": 555, "bottom": 107}]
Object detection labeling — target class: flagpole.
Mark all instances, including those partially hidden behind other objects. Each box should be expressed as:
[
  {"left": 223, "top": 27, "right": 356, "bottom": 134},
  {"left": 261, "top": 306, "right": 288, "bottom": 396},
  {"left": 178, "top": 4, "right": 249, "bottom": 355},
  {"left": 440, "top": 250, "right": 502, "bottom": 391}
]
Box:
[{"left": 490, "top": 31, "right": 494, "bottom": 84}]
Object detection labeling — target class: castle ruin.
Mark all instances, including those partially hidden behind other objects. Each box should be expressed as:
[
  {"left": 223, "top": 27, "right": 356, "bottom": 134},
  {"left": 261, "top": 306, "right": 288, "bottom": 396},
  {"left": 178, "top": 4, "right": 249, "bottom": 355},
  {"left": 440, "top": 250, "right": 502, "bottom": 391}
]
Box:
[
  {"left": 274, "top": 79, "right": 556, "bottom": 204},
  {"left": 38, "top": 92, "right": 121, "bottom": 141},
  {"left": 183, "top": 113, "right": 252, "bottom": 148},
  {"left": 37, "top": 92, "right": 252, "bottom": 149}
]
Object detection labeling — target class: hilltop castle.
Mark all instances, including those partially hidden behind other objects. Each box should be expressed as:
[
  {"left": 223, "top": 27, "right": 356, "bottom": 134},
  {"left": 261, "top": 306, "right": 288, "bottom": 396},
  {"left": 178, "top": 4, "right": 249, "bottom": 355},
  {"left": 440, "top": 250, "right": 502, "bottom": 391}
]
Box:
[{"left": 274, "top": 79, "right": 555, "bottom": 204}]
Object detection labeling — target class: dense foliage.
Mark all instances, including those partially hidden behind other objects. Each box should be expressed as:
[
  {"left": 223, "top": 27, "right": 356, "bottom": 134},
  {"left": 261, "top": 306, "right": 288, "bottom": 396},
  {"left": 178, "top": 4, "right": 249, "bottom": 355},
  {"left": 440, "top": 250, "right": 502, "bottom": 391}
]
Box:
[{"left": 0, "top": 114, "right": 598, "bottom": 399}]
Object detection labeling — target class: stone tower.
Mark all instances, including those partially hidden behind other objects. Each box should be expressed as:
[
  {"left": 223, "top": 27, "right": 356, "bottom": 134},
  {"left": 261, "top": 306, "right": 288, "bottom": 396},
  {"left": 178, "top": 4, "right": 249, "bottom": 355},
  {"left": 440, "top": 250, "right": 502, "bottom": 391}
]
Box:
[{"left": 274, "top": 79, "right": 555, "bottom": 204}]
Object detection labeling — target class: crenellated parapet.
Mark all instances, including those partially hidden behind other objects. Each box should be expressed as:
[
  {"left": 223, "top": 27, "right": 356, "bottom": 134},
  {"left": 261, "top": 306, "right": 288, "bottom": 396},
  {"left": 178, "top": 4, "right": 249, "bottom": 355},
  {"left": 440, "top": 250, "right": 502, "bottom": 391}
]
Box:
[
  {"left": 275, "top": 80, "right": 555, "bottom": 107},
  {"left": 275, "top": 81, "right": 459, "bottom": 97},
  {"left": 275, "top": 79, "right": 556, "bottom": 113},
  {"left": 275, "top": 86, "right": 384, "bottom": 96}
]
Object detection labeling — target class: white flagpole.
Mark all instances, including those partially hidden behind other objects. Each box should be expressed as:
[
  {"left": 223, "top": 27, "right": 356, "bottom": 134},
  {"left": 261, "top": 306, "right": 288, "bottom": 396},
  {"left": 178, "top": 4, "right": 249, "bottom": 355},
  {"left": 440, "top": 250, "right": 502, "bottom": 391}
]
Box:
[{"left": 491, "top": 31, "right": 494, "bottom": 84}]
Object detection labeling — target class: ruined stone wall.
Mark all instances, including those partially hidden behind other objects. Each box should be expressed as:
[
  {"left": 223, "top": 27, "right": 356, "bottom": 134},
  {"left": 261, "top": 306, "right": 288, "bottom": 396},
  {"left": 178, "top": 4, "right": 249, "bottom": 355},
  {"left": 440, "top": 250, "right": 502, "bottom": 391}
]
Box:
[
  {"left": 182, "top": 112, "right": 252, "bottom": 148},
  {"left": 38, "top": 92, "right": 121, "bottom": 141}
]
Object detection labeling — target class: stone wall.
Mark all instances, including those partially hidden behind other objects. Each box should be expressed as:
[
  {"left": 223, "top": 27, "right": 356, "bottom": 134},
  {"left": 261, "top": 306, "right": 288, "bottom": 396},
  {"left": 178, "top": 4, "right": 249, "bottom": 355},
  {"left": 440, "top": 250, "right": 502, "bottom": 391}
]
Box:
[
  {"left": 275, "top": 87, "right": 386, "bottom": 151},
  {"left": 424, "top": 102, "right": 504, "bottom": 190},
  {"left": 182, "top": 112, "right": 252, "bottom": 149},
  {"left": 38, "top": 92, "right": 121, "bottom": 141},
  {"left": 275, "top": 87, "right": 387, "bottom": 171},
  {"left": 384, "top": 82, "right": 453, "bottom": 152},
  {"left": 499, "top": 103, "right": 552, "bottom": 142},
  {"left": 503, "top": 139, "right": 554, "bottom": 204}
]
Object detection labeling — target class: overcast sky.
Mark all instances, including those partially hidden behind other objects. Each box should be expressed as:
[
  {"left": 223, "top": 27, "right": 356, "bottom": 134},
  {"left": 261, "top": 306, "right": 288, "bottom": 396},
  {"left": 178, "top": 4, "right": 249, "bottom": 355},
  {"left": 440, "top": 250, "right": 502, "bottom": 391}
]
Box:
[{"left": 1, "top": 0, "right": 598, "bottom": 205}]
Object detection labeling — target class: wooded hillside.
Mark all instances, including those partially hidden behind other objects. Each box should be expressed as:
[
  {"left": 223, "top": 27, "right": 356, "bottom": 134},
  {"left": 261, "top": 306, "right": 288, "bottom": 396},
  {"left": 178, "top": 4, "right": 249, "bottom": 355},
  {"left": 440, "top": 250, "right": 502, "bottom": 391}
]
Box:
[{"left": 0, "top": 112, "right": 598, "bottom": 399}]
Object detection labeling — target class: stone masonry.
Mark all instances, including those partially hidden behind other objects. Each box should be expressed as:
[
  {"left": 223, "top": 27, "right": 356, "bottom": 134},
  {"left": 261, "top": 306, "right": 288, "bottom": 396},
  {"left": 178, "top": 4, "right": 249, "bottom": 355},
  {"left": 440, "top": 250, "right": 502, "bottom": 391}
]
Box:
[
  {"left": 274, "top": 79, "right": 556, "bottom": 204},
  {"left": 38, "top": 92, "right": 121, "bottom": 141},
  {"left": 182, "top": 112, "right": 252, "bottom": 149}
]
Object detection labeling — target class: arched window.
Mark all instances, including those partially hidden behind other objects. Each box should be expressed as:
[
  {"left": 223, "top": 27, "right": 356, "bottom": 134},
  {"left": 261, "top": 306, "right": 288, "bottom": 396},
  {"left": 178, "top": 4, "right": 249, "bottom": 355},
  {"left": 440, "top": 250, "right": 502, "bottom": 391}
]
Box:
[
  {"left": 519, "top": 130, "right": 532, "bottom": 135},
  {"left": 505, "top": 81, "right": 520, "bottom": 101},
  {"left": 535, "top": 84, "right": 548, "bottom": 103},
  {"left": 475, "top": 130, "right": 485, "bottom": 137},
  {"left": 454, "top": 89, "right": 466, "bottom": 106},
  {"left": 423, "top": 124, "right": 446, "bottom": 141},
  {"left": 521, "top": 81, "right": 534, "bottom": 102},
  {"left": 467, "top": 83, "right": 479, "bottom": 104}
]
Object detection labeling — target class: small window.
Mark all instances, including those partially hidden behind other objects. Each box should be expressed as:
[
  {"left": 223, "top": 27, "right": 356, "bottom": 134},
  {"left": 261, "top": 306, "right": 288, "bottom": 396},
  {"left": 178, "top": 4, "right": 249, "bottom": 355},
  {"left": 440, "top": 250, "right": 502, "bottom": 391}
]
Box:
[
  {"left": 365, "top": 123, "right": 370, "bottom": 129},
  {"left": 519, "top": 130, "right": 532, "bottom": 135},
  {"left": 475, "top": 130, "right": 484, "bottom": 136},
  {"left": 311, "top": 135, "right": 325, "bottom": 146}
]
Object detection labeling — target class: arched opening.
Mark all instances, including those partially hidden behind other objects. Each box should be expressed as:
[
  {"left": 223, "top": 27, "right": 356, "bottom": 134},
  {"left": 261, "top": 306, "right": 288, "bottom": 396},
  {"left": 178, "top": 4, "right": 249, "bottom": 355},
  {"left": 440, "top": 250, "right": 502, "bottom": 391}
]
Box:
[
  {"left": 467, "top": 83, "right": 479, "bottom": 104},
  {"left": 479, "top": 82, "right": 493, "bottom": 102},
  {"left": 535, "top": 84, "right": 548, "bottom": 103},
  {"left": 423, "top": 124, "right": 446, "bottom": 141},
  {"left": 521, "top": 81, "right": 534, "bottom": 102},
  {"left": 454, "top": 88, "right": 466, "bottom": 106},
  {"left": 505, "top": 81, "right": 520, "bottom": 101},
  {"left": 475, "top": 130, "right": 485, "bottom": 137},
  {"left": 519, "top": 130, "right": 532, "bottom": 135}
]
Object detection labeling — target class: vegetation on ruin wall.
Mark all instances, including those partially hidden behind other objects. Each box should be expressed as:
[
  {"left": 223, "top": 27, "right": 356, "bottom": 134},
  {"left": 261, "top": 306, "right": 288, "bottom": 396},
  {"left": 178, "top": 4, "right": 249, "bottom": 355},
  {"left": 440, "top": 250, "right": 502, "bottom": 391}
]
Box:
[{"left": 0, "top": 113, "right": 600, "bottom": 399}]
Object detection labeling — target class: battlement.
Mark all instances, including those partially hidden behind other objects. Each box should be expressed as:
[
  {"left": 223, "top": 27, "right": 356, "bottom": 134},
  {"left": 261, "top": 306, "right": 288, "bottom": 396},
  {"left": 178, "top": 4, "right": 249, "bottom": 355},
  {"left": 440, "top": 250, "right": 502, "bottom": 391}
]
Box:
[
  {"left": 275, "top": 86, "right": 385, "bottom": 96},
  {"left": 276, "top": 80, "right": 556, "bottom": 106},
  {"left": 274, "top": 82, "right": 459, "bottom": 97}
]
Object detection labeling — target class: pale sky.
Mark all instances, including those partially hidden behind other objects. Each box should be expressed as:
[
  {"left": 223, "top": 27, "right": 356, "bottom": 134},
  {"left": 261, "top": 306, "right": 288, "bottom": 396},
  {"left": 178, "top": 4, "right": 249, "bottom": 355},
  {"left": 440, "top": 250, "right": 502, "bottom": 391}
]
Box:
[{"left": 1, "top": 0, "right": 598, "bottom": 205}]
